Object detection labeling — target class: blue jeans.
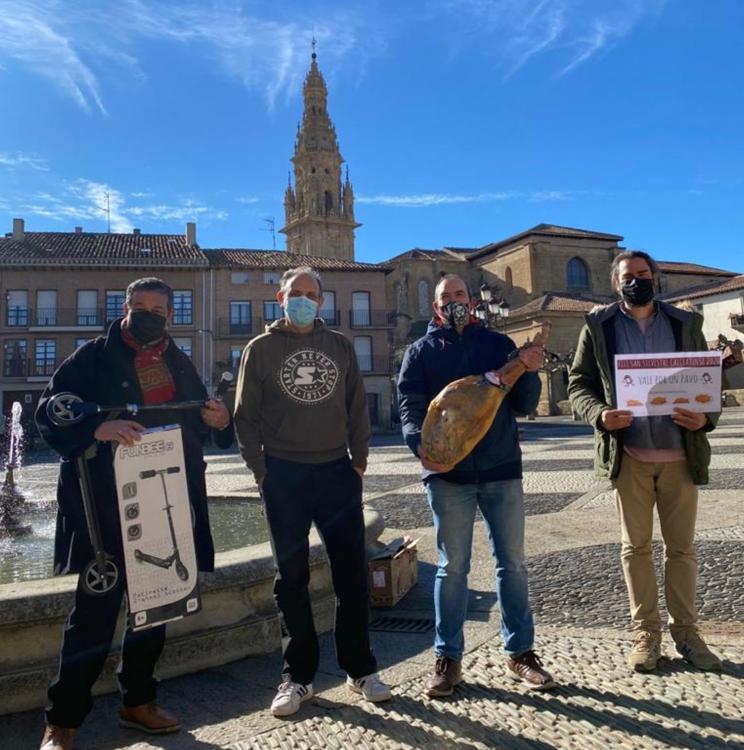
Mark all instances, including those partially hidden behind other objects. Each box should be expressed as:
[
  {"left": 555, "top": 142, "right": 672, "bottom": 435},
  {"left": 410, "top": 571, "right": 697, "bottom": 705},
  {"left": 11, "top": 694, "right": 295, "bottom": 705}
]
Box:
[{"left": 426, "top": 477, "right": 534, "bottom": 660}]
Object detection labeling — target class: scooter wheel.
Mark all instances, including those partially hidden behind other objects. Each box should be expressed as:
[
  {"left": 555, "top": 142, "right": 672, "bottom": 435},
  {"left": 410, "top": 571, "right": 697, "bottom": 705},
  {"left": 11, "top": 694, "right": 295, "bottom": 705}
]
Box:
[
  {"left": 46, "top": 392, "right": 85, "bottom": 426},
  {"left": 82, "top": 558, "right": 119, "bottom": 595},
  {"left": 175, "top": 560, "right": 190, "bottom": 582}
]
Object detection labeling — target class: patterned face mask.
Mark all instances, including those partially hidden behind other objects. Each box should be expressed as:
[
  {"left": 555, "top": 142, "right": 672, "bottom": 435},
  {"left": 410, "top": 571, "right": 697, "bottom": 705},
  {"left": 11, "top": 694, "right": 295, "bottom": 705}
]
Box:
[{"left": 440, "top": 301, "right": 470, "bottom": 328}]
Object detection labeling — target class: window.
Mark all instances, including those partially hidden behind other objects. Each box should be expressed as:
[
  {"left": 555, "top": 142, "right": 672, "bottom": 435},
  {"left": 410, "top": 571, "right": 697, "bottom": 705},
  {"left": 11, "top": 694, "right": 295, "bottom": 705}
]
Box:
[
  {"left": 231, "top": 271, "right": 250, "bottom": 284},
  {"left": 263, "top": 271, "right": 281, "bottom": 285},
  {"left": 229, "top": 301, "right": 252, "bottom": 335},
  {"left": 504, "top": 267, "right": 513, "bottom": 290},
  {"left": 34, "top": 339, "right": 56, "bottom": 376},
  {"left": 351, "top": 291, "right": 371, "bottom": 327},
  {"left": 6, "top": 291, "right": 28, "bottom": 326},
  {"left": 231, "top": 345, "right": 243, "bottom": 375},
  {"left": 173, "top": 291, "right": 193, "bottom": 325},
  {"left": 354, "top": 336, "right": 373, "bottom": 372},
  {"left": 319, "top": 291, "right": 337, "bottom": 326},
  {"left": 567, "top": 257, "right": 590, "bottom": 290},
  {"left": 417, "top": 280, "right": 430, "bottom": 317},
  {"left": 77, "top": 290, "right": 98, "bottom": 325},
  {"left": 106, "top": 290, "right": 125, "bottom": 322},
  {"left": 3, "top": 339, "right": 27, "bottom": 376},
  {"left": 263, "top": 301, "right": 282, "bottom": 323},
  {"left": 36, "top": 290, "right": 57, "bottom": 326},
  {"left": 173, "top": 337, "right": 192, "bottom": 357}
]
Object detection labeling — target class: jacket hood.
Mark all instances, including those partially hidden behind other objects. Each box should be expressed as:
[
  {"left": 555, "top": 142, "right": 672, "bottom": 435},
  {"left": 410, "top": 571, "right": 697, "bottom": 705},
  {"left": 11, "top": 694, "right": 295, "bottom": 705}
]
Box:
[
  {"left": 425, "top": 318, "right": 483, "bottom": 336},
  {"left": 586, "top": 300, "right": 697, "bottom": 327}
]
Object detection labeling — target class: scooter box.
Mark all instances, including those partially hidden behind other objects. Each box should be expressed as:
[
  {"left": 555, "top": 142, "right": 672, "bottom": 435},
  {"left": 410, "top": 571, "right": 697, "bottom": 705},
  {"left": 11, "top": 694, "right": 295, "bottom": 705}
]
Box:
[{"left": 114, "top": 425, "right": 201, "bottom": 631}]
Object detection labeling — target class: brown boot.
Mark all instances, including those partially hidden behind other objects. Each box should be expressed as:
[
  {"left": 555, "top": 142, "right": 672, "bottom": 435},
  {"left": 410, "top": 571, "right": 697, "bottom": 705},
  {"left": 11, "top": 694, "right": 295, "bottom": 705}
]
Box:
[
  {"left": 425, "top": 656, "right": 462, "bottom": 698},
  {"left": 39, "top": 724, "right": 77, "bottom": 750},
  {"left": 119, "top": 702, "right": 180, "bottom": 734},
  {"left": 506, "top": 650, "right": 556, "bottom": 690}
]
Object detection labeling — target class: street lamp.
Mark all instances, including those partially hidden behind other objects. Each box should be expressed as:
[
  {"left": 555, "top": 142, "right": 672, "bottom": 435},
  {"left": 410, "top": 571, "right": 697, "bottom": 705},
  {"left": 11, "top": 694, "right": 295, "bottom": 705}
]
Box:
[{"left": 477, "top": 285, "right": 509, "bottom": 330}]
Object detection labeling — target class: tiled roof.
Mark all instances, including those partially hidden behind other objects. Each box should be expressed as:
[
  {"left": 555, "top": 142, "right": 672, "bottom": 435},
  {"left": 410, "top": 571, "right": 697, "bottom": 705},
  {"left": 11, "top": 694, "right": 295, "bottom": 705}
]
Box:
[
  {"left": 657, "top": 260, "right": 738, "bottom": 277},
  {"left": 0, "top": 231, "right": 207, "bottom": 266},
  {"left": 663, "top": 274, "right": 744, "bottom": 302},
  {"left": 384, "top": 247, "right": 472, "bottom": 263},
  {"left": 510, "top": 291, "right": 614, "bottom": 318},
  {"left": 470, "top": 224, "right": 623, "bottom": 260},
  {"left": 206, "top": 249, "right": 391, "bottom": 272}
]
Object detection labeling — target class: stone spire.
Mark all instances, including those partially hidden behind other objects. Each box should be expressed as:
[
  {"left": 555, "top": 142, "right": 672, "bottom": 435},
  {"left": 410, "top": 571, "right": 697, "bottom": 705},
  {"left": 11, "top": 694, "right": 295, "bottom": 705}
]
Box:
[{"left": 280, "top": 46, "right": 360, "bottom": 261}]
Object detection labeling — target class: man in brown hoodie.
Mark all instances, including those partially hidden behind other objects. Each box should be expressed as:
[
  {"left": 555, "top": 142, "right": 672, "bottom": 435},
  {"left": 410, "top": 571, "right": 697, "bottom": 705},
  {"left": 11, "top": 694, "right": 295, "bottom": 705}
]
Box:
[{"left": 234, "top": 266, "right": 390, "bottom": 717}]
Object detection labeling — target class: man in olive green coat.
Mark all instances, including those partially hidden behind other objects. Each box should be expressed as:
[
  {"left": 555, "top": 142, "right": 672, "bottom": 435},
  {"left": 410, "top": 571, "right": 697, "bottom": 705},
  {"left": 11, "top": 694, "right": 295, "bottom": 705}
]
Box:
[{"left": 568, "top": 250, "right": 721, "bottom": 673}]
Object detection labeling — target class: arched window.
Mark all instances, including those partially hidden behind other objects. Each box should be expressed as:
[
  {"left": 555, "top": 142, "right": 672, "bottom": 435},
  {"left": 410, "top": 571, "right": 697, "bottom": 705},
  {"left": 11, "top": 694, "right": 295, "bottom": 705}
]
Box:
[
  {"left": 324, "top": 191, "right": 333, "bottom": 215},
  {"left": 567, "top": 257, "right": 590, "bottom": 290},
  {"left": 418, "top": 279, "right": 430, "bottom": 317},
  {"left": 504, "top": 266, "right": 513, "bottom": 290}
]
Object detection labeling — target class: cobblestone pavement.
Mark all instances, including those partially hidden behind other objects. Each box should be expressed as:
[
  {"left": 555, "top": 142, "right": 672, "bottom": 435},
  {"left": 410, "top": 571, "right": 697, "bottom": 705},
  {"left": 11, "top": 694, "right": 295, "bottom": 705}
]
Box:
[{"left": 2, "top": 410, "right": 743, "bottom": 749}]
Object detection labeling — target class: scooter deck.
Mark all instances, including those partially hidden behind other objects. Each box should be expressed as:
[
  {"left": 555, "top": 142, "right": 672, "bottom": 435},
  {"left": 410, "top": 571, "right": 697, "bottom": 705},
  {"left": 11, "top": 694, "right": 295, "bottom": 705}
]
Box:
[{"left": 113, "top": 425, "right": 201, "bottom": 631}]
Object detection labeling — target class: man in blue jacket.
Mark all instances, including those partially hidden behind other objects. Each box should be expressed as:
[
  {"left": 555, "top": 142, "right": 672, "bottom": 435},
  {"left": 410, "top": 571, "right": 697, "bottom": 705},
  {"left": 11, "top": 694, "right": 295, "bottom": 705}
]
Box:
[{"left": 397, "top": 274, "right": 555, "bottom": 697}]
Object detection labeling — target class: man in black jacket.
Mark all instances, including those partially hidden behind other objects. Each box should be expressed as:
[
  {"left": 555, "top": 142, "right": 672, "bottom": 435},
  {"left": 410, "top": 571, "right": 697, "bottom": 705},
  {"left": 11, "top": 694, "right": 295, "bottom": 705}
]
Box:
[{"left": 35, "top": 278, "right": 232, "bottom": 750}]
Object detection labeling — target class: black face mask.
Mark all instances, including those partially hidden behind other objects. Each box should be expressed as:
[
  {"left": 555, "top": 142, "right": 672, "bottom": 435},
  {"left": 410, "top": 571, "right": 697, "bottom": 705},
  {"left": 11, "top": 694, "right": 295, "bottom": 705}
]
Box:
[
  {"left": 127, "top": 310, "right": 167, "bottom": 343},
  {"left": 440, "top": 301, "right": 470, "bottom": 328},
  {"left": 620, "top": 277, "right": 655, "bottom": 307}
]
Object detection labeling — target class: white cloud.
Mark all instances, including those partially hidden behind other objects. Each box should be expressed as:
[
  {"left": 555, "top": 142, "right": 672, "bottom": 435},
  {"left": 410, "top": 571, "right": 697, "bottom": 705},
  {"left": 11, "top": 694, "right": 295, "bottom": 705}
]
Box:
[
  {"left": 235, "top": 196, "right": 260, "bottom": 205},
  {"left": 357, "top": 189, "right": 575, "bottom": 207},
  {"left": 0, "top": 151, "right": 49, "bottom": 171},
  {"left": 15, "top": 179, "right": 227, "bottom": 229},
  {"left": 441, "top": 0, "right": 668, "bottom": 79},
  {"left": 0, "top": 1, "right": 379, "bottom": 113}
]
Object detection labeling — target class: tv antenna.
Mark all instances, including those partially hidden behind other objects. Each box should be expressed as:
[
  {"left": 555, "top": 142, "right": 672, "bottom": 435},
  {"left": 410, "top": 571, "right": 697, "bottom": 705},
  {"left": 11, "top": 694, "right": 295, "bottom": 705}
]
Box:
[
  {"left": 99, "top": 192, "right": 111, "bottom": 233},
  {"left": 261, "top": 217, "right": 276, "bottom": 249}
]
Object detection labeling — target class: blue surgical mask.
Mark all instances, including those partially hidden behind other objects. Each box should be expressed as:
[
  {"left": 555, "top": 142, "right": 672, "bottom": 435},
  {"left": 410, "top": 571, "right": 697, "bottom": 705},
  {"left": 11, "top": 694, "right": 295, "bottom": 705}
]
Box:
[{"left": 286, "top": 295, "right": 318, "bottom": 327}]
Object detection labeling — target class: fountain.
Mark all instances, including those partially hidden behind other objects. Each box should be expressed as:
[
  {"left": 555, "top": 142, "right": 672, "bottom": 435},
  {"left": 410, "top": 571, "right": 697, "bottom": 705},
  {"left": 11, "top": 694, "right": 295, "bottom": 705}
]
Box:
[{"left": 0, "top": 402, "right": 32, "bottom": 538}]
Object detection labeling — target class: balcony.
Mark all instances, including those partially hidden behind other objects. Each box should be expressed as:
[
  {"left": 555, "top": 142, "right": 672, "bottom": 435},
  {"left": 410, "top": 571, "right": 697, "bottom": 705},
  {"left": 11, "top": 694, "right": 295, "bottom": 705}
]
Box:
[
  {"left": 3, "top": 358, "right": 63, "bottom": 379},
  {"left": 218, "top": 317, "right": 263, "bottom": 337},
  {"left": 319, "top": 309, "right": 341, "bottom": 328},
  {"left": 5, "top": 308, "right": 106, "bottom": 330},
  {"left": 730, "top": 313, "right": 744, "bottom": 333},
  {"left": 348, "top": 309, "right": 395, "bottom": 329},
  {"left": 356, "top": 355, "right": 394, "bottom": 375}
]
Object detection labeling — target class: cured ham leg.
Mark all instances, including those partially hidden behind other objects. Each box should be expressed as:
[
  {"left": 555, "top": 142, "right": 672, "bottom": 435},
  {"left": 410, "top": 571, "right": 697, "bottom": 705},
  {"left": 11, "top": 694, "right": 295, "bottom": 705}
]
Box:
[{"left": 421, "top": 323, "right": 552, "bottom": 467}]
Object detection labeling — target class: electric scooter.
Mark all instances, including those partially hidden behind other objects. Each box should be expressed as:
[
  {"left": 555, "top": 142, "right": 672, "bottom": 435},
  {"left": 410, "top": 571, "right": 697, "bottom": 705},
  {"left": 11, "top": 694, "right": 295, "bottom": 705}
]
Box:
[
  {"left": 45, "top": 372, "right": 233, "bottom": 596},
  {"left": 133, "top": 466, "right": 190, "bottom": 581}
]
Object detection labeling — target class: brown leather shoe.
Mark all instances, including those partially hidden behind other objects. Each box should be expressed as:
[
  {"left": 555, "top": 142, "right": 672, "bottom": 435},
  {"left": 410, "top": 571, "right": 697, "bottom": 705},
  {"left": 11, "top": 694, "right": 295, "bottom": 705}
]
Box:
[
  {"left": 119, "top": 702, "right": 180, "bottom": 735},
  {"left": 39, "top": 724, "right": 77, "bottom": 750},
  {"left": 506, "top": 650, "right": 556, "bottom": 690},
  {"left": 425, "top": 656, "right": 462, "bottom": 697}
]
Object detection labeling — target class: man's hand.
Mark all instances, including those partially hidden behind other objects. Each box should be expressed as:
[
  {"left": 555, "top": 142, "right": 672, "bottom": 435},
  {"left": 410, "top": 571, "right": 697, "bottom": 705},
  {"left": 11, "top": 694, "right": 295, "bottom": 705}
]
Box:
[
  {"left": 353, "top": 465, "right": 365, "bottom": 478},
  {"left": 518, "top": 344, "right": 544, "bottom": 372},
  {"left": 94, "top": 419, "right": 146, "bottom": 446},
  {"left": 600, "top": 409, "right": 633, "bottom": 431},
  {"left": 201, "top": 399, "right": 231, "bottom": 430},
  {"left": 671, "top": 407, "right": 708, "bottom": 431},
  {"left": 417, "top": 444, "right": 455, "bottom": 473}
]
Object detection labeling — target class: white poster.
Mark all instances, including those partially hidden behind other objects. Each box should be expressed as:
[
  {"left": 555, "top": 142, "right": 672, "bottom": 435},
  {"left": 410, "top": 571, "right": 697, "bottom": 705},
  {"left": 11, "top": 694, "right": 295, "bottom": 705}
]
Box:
[
  {"left": 114, "top": 425, "right": 201, "bottom": 630},
  {"left": 614, "top": 351, "right": 722, "bottom": 416}
]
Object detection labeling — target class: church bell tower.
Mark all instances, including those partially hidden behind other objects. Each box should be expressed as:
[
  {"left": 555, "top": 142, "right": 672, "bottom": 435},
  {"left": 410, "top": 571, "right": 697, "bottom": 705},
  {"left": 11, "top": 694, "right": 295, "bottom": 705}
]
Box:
[{"left": 280, "top": 45, "right": 360, "bottom": 261}]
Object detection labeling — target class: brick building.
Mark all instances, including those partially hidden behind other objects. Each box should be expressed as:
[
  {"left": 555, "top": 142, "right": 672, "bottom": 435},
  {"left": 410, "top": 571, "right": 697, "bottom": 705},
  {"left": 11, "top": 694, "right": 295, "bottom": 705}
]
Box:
[{"left": 0, "top": 219, "right": 394, "bottom": 430}]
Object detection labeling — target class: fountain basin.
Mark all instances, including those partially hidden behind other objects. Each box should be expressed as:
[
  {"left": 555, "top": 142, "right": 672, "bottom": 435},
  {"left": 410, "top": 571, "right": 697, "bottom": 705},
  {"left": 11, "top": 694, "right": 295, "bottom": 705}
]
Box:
[{"left": 0, "top": 505, "right": 385, "bottom": 715}]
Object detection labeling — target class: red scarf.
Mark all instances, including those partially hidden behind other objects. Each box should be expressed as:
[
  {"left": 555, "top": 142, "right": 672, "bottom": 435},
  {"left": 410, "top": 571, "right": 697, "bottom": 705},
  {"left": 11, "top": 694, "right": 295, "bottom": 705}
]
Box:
[{"left": 121, "top": 324, "right": 176, "bottom": 405}]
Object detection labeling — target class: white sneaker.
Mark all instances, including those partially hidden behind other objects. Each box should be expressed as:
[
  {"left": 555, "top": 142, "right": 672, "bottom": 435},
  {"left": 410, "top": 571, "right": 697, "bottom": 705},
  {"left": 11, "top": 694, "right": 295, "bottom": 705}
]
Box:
[
  {"left": 346, "top": 672, "right": 392, "bottom": 702},
  {"left": 270, "top": 681, "right": 314, "bottom": 717}
]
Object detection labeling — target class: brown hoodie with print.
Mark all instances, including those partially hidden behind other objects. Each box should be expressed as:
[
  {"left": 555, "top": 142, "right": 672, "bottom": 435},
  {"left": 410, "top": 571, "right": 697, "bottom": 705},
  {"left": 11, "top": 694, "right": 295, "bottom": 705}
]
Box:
[{"left": 234, "top": 318, "right": 370, "bottom": 481}]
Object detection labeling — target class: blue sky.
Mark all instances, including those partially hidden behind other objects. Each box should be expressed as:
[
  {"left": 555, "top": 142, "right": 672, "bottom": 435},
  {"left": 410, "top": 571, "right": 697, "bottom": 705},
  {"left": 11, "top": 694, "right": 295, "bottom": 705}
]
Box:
[{"left": 0, "top": 0, "right": 742, "bottom": 269}]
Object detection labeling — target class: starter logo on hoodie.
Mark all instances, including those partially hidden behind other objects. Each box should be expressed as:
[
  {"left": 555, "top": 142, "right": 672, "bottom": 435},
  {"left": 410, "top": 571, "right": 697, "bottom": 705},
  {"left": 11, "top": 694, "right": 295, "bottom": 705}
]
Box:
[{"left": 279, "top": 349, "right": 340, "bottom": 404}]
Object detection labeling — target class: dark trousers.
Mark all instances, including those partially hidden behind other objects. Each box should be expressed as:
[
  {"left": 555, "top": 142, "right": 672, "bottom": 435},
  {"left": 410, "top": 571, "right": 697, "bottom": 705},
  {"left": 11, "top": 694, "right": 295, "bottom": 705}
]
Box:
[
  {"left": 46, "top": 572, "right": 166, "bottom": 728},
  {"left": 263, "top": 455, "right": 376, "bottom": 685}
]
